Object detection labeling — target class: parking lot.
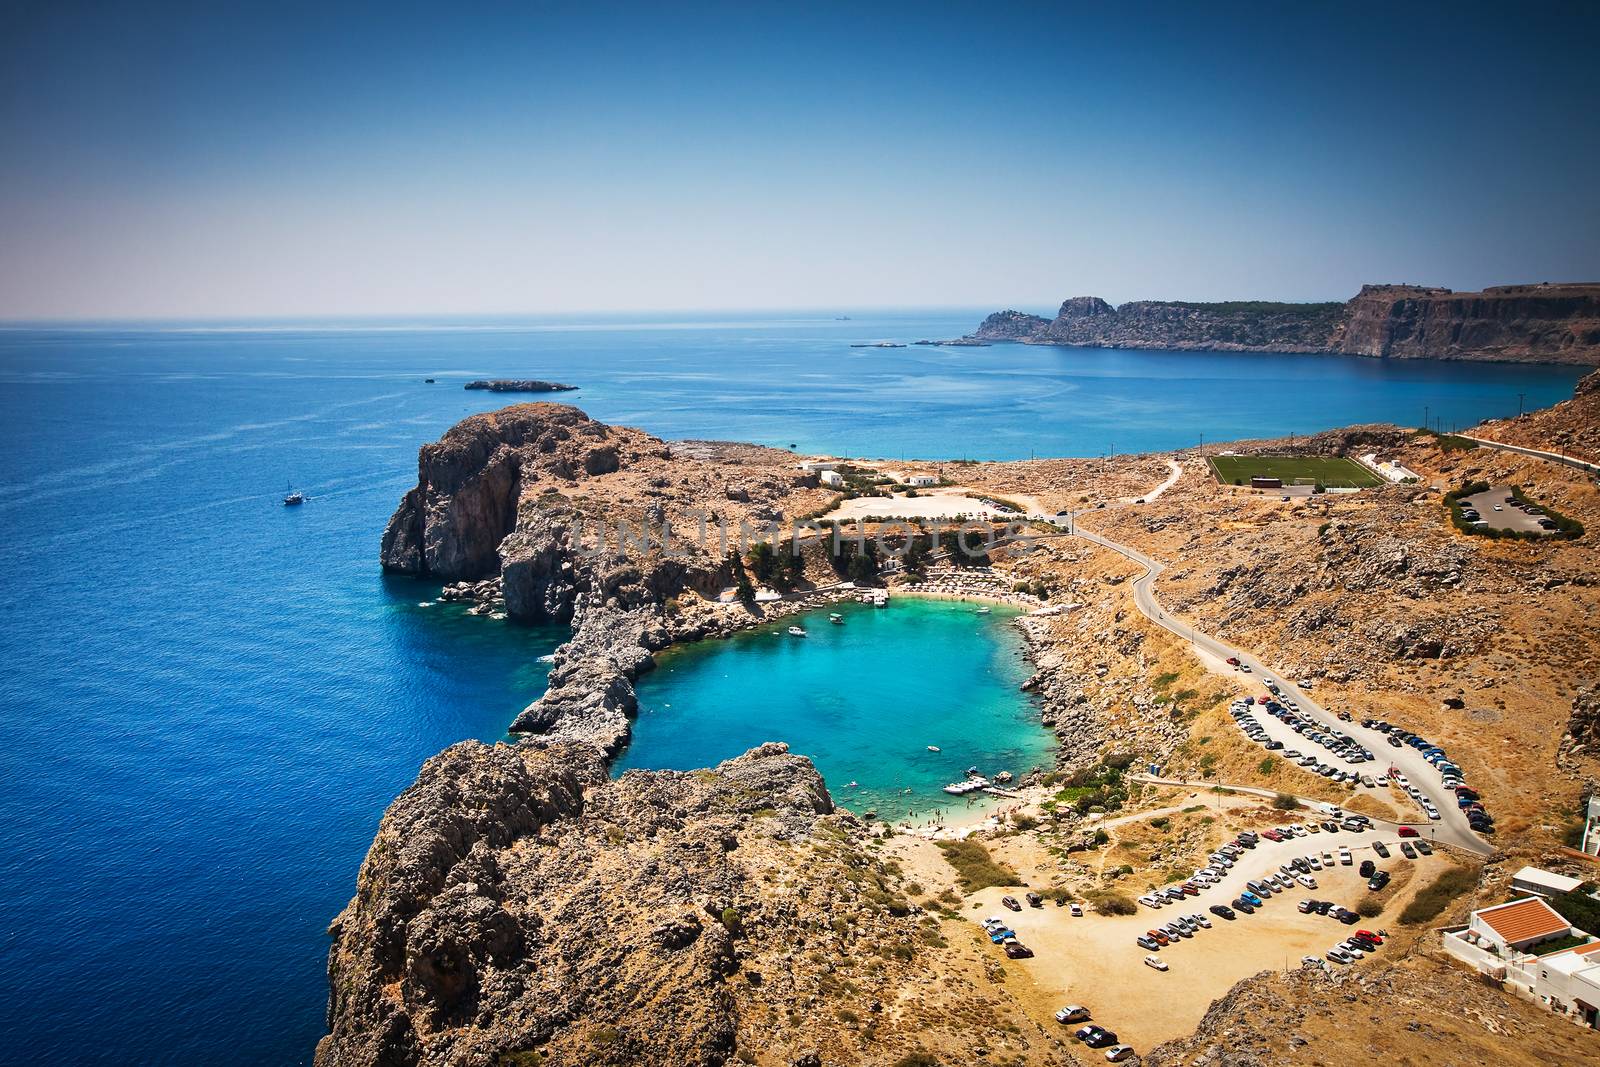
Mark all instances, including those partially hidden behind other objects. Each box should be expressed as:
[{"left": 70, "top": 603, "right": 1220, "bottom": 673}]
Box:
[
  {"left": 974, "top": 818, "right": 1444, "bottom": 1051},
  {"left": 1459, "top": 486, "right": 1556, "bottom": 534}
]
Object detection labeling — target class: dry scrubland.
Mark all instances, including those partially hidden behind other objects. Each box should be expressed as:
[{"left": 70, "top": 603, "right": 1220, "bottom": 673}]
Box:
[{"left": 331, "top": 374, "right": 1600, "bottom": 1067}]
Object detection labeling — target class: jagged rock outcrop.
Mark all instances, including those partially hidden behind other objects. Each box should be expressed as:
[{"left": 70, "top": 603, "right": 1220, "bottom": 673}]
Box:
[
  {"left": 1565, "top": 682, "right": 1600, "bottom": 751},
  {"left": 379, "top": 404, "right": 666, "bottom": 581},
  {"left": 967, "top": 283, "right": 1600, "bottom": 363},
  {"left": 972, "top": 296, "right": 1345, "bottom": 352},
  {"left": 1342, "top": 283, "right": 1600, "bottom": 364},
  {"left": 316, "top": 741, "right": 899, "bottom": 1067}
]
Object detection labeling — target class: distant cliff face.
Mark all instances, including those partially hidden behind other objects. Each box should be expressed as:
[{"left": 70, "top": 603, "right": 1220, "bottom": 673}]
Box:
[
  {"left": 1341, "top": 283, "right": 1600, "bottom": 364},
  {"left": 971, "top": 283, "right": 1600, "bottom": 364}
]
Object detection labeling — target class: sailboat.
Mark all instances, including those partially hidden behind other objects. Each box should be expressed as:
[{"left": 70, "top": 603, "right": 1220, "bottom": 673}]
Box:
[{"left": 283, "top": 483, "right": 305, "bottom": 506}]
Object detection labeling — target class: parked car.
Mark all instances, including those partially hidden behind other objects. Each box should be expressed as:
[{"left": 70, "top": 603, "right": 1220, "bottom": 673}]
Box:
[
  {"left": 1326, "top": 948, "right": 1354, "bottom": 965},
  {"left": 1070, "top": 902, "right": 1084, "bottom": 916},
  {"left": 1397, "top": 826, "right": 1419, "bottom": 839},
  {"left": 1002, "top": 895, "right": 1023, "bottom": 911},
  {"left": 1136, "top": 935, "right": 1161, "bottom": 951},
  {"left": 1104, "top": 1045, "right": 1136, "bottom": 1063},
  {"left": 1004, "top": 940, "right": 1033, "bottom": 959},
  {"left": 1210, "top": 904, "right": 1236, "bottom": 920},
  {"left": 1026, "top": 892, "right": 1044, "bottom": 908},
  {"left": 1368, "top": 871, "right": 1391, "bottom": 891},
  {"left": 1372, "top": 842, "right": 1391, "bottom": 858},
  {"left": 1144, "top": 954, "right": 1169, "bottom": 971},
  {"left": 1400, "top": 842, "right": 1417, "bottom": 859},
  {"left": 989, "top": 929, "right": 1015, "bottom": 943},
  {"left": 1415, "top": 841, "right": 1433, "bottom": 856},
  {"left": 1056, "top": 1005, "right": 1091, "bottom": 1024}
]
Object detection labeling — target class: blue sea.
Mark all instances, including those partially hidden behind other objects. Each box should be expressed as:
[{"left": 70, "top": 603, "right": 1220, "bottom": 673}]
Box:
[
  {"left": 0, "top": 311, "right": 1585, "bottom": 1065},
  {"left": 617, "top": 599, "right": 1051, "bottom": 824}
]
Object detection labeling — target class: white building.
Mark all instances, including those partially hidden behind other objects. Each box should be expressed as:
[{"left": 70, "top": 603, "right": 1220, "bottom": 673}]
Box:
[
  {"left": 797, "top": 460, "right": 838, "bottom": 473},
  {"left": 1513, "top": 866, "right": 1585, "bottom": 899},
  {"left": 1441, "top": 896, "right": 1600, "bottom": 1031},
  {"left": 819, "top": 470, "right": 844, "bottom": 488},
  {"left": 907, "top": 474, "right": 937, "bottom": 488}
]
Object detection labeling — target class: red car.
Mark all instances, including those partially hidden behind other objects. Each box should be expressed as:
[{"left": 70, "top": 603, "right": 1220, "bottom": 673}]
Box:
[
  {"left": 1397, "top": 826, "right": 1419, "bottom": 838},
  {"left": 1356, "top": 930, "right": 1384, "bottom": 944},
  {"left": 1227, "top": 656, "right": 1240, "bottom": 666},
  {"left": 1149, "top": 930, "right": 1170, "bottom": 945}
]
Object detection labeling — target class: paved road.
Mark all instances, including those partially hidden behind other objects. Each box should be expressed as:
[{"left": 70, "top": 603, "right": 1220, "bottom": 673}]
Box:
[
  {"left": 1459, "top": 433, "right": 1600, "bottom": 475},
  {"left": 1066, "top": 521, "right": 1492, "bottom": 857}
]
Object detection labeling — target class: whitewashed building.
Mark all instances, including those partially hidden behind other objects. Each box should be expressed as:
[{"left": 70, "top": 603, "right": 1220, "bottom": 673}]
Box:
[
  {"left": 907, "top": 474, "right": 937, "bottom": 487},
  {"left": 819, "top": 470, "right": 844, "bottom": 488},
  {"left": 1442, "top": 896, "right": 1600, "bottom": 1031},
  {"left": 1513, "top": 866, "right": 1585, "bottom": 899}
]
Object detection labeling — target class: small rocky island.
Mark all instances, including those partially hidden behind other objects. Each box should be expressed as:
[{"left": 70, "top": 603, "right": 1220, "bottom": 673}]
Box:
[{"left": 463, "top": 379, "right": 578, "bottom": 393}]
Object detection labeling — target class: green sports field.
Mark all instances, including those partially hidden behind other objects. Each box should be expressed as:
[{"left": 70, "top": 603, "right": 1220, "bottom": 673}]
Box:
[{"left": 1207, "top": 454, "right": 1384, "bottom": 489}]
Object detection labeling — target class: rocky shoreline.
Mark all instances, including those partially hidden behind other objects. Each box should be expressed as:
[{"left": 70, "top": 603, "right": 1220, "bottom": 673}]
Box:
[{"left": 961, "top": 282, "right": 1600, "bottom": 364}]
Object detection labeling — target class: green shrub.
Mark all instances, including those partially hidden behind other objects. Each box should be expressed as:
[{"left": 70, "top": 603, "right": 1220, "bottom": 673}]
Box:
[
  {"left": 1399, "top": 865, "right": 1477, "bottom": 925},
  {"left": 935, "top": 840, "right": 1023, "bottom": 892},
  {"left": 1085, "top": 890, "right": 1138, "bottom": 915},
  {"left": 1271, "top": 793, "right": 1299, "bottom": 810}
]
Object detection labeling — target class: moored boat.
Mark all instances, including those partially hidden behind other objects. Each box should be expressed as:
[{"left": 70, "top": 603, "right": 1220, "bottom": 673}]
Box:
[{"left": 787, "top": 625, "right": 807, "bottom": 637}]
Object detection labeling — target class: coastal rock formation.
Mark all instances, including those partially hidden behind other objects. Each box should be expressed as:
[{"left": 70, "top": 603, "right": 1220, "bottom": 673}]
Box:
[
  {"left": 315, "top": 740, "right": 941, "bottom": 1067},
  {"left": 463, "top": 379, "right": 578, "bottom": 392},
  {"left": 380, "top": 404, "right": 661, "bottom": 581},
  {"left": 967, "top": 283, "right": 1600, "bottom": 364},
  {"left": 973, "top": 296, "right": 1346, "bottom": 353},
  {"left": 1342, "top": 283, "right": 1600, "bottom": 364}
]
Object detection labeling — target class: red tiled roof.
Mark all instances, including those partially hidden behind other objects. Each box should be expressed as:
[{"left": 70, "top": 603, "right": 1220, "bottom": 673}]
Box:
[{"left": 1477, "top": 897, "right": 1572, "bottom": 945}]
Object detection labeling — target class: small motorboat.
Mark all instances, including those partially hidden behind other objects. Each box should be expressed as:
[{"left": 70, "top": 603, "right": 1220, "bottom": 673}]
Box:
[
  {"left": 283, "top": 487, "right": 305, "bottom": 506},
  {"left": 424, "top": 378, "right": 436, "bottom": 383},
  {"left": 829, "top": 612, "right": 844, "bottom": 624},
  {"left": 965, "top": 766, "right": 980, "bottom": 777},
  {"left": 787, "top": 625, "right": 807, "bottom": 637},
  {"left": 976, "top": 606, "right": 991, "bottom": 614},
  {"left": 927, "top": 745, "right": 941, "bottom": 753}
]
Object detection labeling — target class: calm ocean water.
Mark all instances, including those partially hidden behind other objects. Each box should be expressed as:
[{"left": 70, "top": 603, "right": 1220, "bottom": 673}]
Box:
[
  {"left": 617, "top": 599, "right": 1052, "bottom": 823},
  {"left": 0, "top": 311, "right": 1585, "bottom": 1064}
]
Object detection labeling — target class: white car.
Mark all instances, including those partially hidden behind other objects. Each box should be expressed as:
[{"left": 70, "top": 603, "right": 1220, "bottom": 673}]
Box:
[
  {"left": 1138, "top": 895, "right": 1162, "bottom": 909},
  {"left": 1144, "top": 954, "right": 1169, "bottom": 971},
  {"left": 1297, "top": 874, "right": 1318, "bottom": 889},
  {"left": 1070, "top": 903, "right": 1084, "bottom": 917},
  {"left": 1105, "top": 1046, "right": 1136, "bottom": 1063},
  {"left": 1055, "top": 1005, "right": 1091, "bottom": 1024},
  {"left": 1338, "top": 849, "right": 1353, "bottom": 866}
]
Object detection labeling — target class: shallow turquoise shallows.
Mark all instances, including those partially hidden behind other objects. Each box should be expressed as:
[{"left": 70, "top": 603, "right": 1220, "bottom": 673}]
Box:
[{"left": 616, "top": 599, "right": 1054, "bottom": 822}]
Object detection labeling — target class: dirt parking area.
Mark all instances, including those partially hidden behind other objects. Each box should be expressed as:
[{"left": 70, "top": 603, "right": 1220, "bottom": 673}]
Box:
[{"left": 962, "top": 850, "right": 1448, "bottom": 1054}]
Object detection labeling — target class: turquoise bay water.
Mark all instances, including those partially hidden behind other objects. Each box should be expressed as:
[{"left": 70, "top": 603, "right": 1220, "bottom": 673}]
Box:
[
  {"left": 618, "top": 599, "right": 1054, "bottom": 823},
  {"left": 0, "top": 311, "right": 1587, "bottom": 1065}
]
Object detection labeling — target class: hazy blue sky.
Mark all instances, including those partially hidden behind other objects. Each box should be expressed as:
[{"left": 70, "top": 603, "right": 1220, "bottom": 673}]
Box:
[{"left": 2, "top": 1, "right": 1597, "bottom": 319}]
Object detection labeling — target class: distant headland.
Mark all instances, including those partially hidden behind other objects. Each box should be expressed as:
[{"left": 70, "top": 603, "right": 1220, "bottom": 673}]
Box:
[
  {"left": 463, "top": 379, "right": 578, "bottom": 393},
  {"left": 963, "top": 282, "right": 1600, "bottom": 365}
]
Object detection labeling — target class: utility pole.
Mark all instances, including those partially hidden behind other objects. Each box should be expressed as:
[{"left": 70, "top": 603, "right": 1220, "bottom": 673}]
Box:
[
  {"left": 1518, "top": 392, "right": 1525, "bottom": 418},
  {"left": 1423, "top": 404, "right": 1429, "bottom": 431}
]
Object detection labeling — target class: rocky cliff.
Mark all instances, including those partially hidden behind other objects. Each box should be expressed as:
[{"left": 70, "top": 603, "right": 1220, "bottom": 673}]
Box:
[
  {"left": 969, "top": 283, "right": 1600, "bottom": 364},
  {"left": 315, "top": 740, "right": 906, "bottom": 1067},
  {"left": 1341, "top": 283, "right": 1600, "bottom": 364}
]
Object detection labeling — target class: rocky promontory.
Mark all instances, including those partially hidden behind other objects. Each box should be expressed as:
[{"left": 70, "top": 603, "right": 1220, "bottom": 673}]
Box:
[
  {"left": 968, "top": 282, "right": 1600, "bottom": 364},
  {"left": 314, "top": 740, "right": 900, "bottom": 1067},
  {"left": 463, "top": 379, "right": 578, "bottom": 392}
]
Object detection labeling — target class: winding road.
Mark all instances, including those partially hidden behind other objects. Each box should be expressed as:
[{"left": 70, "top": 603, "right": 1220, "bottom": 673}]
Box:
[
  {"left": 1015, "top": 461, "right": 1493, "bottom": 858},
  {"left": 1458, "top": 433, "right": 1599, "bottom": 475}
]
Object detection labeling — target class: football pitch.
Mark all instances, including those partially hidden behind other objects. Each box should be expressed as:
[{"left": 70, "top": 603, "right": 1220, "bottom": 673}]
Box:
[{"left": 1207, "top": 454, "right": 1384, "bottom": 489}]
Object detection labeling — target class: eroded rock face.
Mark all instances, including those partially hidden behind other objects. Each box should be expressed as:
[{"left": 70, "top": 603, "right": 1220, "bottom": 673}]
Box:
[
  {"left": 1341, "top": 283, "right": 1600, "bottom": 364},
  {"left": 316, "top": 741, "right": 852, "bottom": 1067},
  {"left": 379, "top": 404, "right": 661, "bottom": 581}
]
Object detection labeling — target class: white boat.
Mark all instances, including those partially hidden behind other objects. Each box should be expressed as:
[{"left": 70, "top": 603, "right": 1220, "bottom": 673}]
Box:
[
  {"left": 927, "top": 745, "right": 941, "bottom": 753},
  {"left": 787, "top": 625, "right": 807, "bottom": 637},
  {"left": 976, "top": 605, "right": 991, "bottom": 614},
  {"left": 829, "top": 613, "right": 843, "bottom": 624}
]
